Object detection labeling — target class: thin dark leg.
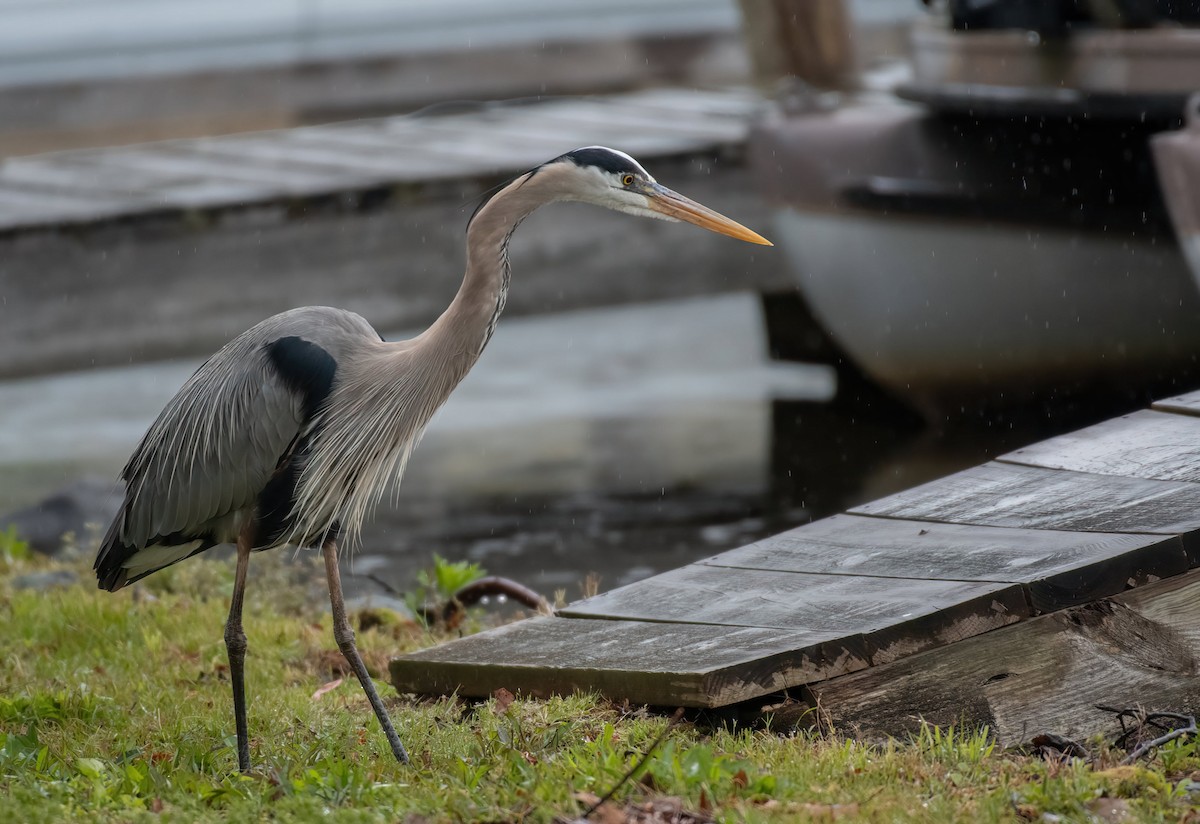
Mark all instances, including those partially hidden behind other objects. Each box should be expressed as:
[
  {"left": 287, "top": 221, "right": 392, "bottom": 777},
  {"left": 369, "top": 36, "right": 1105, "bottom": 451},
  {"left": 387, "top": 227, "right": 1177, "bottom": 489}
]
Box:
[
  {"left": 322, "top": 539, "right": 410, "bottom": 765},
  {"left": 224, "top": 528, "right": 253, "bottom": 772}
]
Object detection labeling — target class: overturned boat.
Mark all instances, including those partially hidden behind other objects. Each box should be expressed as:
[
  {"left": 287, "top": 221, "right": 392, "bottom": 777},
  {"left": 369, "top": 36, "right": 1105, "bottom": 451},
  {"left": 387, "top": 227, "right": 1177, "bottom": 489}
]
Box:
[{"left": 750, "top": 2, "right": 1200, "bottom": 416}]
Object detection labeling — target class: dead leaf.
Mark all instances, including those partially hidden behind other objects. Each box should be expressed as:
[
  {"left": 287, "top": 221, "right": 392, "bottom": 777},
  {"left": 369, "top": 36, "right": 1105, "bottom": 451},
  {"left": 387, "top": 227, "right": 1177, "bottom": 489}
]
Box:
[
  {"left": 568, "top": 793, "right": 715, "bottom": 824},
  {"left": 312, "top": 677, "right": 344, "bottom": 701},
  {"left": 731, "top": 769, "right": 748, "bottom": 790},
  {"left": 570, "top": 792, "right": 627, "bottom": 824},
  {"left": 493, "top": 687, "right": 516, "bottom": 715}
]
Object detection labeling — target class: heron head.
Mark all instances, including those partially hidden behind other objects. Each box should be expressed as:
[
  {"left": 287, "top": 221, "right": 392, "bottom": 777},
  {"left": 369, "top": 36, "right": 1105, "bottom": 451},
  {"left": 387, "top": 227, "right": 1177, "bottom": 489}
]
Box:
[{"left": 549, "top": 146, "right": 772, "bottom": 246}]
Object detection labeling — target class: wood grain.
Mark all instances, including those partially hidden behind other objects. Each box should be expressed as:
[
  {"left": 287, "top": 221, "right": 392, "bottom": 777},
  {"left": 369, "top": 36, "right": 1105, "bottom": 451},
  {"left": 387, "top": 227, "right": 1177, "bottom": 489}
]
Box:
[
  {"left": 389, "top": 616, "right": 870, "bottom": 707},
  {"left": 0, "top": 89, "right": 763, "bottom": 232},
  {"left": 559, "top": 563, "right": 1027, "bottom": 665},
  {"left": 1152, "top": 389, "right": 1200, "bottom": 417},
  {"left": 851, "top": 461, "right": 1200, "bottom": 539},
  {"left": 702, "top": 514, "right": 1189, "bottom": 612},
  {"left": 1000, "top": 409, "right": 1200, "bottom": 483},
  {"left": 0, "top": 89, "right": 786, "bottom": 378},
  {"left": 808, "top": 571, "right": 1200, "bottom": 746}
]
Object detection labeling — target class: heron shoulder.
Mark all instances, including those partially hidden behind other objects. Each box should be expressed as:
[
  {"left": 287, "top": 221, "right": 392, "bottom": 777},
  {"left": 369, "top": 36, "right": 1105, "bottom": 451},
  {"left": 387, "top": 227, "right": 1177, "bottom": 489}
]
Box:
[{"left": 254, "top": 306, "right": 382, "bottom": 350}]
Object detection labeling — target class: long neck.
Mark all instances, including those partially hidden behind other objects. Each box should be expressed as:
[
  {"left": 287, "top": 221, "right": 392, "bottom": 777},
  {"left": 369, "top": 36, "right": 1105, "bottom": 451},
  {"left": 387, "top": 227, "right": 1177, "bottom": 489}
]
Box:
[{"left": 423, "top": 171, "right": 552, "bottom": 368}]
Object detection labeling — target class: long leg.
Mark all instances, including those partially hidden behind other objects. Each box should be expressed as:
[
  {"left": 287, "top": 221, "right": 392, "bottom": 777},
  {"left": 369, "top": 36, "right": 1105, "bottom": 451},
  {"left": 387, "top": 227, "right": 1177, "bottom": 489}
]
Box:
[
  {"left": 322, "top": 539, "right": 410, "bottom": 765},
  {"left": 224, "top": 527, "right": 253, "bottom": 772}
]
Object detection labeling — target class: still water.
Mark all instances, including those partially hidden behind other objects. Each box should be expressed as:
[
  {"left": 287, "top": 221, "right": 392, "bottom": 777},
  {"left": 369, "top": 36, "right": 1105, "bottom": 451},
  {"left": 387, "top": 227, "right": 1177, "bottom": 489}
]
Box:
[{"left": 0, "top": 292, "right": 1139, "bottom": 599}]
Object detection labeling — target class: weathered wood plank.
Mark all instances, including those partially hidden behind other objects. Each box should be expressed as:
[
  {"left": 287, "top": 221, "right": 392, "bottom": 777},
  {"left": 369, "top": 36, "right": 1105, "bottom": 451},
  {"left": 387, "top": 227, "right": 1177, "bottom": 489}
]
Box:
[
  {"left": 443, "top": 115, "right": 721, "bottom": 160},
  {"left": 1000, "top": 409, "right": 1200, "bottom": 483},
  {"left": 0, "top": 155, "right": 279, "bottom": 210},
  {"left": 500, "top": 104, "right": 751, "bottom": 142},
  {"left": 806, "top": 570, "right": 1200, "bottom": 747},
  {"left": 559, "top": 564, "right": 1027, "bottom": 665},
  {"left": 0, "top": 186, "right": 148, "bottom": 227},
  {"left": 1152, "top": 389, "right": 1200, "bottom": 417},
  {"left": 92, "top": 147, "right": 348, "bottom": 195},
  {"left": 851, "top": 462, "right": 1200, "bottom": 553},
  {"left": 387, "top": 120, "right": 592, "bottom": 165},
  {"left": 282, "top": 128, "right": 504, "bottom": 177},
  {"left": 182, "top": 137, "right": 437, "bottom": 179},
  {"left": 701, "top": 514, "right": 1189, "bottom": 612},
  {"left": 607, "top": 87, "right": 766, "bottom": 118},
  {"left": 1112, "top": 570, "right": 1200, "bottom": 649},
  {"left": 0, "top": 156, "right": 786, "bottom": 378},
  {"left": 0, "top": 157, "right": 181, "bottom": 197},
  {"left": 390, "top": 616, "right": 870, "bottom": 707}
]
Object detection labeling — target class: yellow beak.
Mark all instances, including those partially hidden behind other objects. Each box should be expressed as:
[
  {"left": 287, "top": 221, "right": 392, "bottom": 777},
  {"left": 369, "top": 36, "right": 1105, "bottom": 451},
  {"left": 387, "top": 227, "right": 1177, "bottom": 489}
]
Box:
[{"left": 645, "top": 183, "right": 773, "bottom": 246}]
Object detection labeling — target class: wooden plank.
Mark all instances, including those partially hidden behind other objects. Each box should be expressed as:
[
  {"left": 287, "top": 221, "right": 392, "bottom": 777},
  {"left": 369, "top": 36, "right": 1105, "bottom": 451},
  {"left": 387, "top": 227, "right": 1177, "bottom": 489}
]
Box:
[
  {"left": 295, "top": 119, "right": 575, "bottom": 172},
  {"left": 389, "top": 616, "right": 870, "bottom": 707},
  {"left": 806, "top": 570, "right": 1200, "bottom": 747},
  {"left": 445, "top": 114, "right": 727, "bottom": 160},
  {"left": 388, "top": 119, "right": 591, "bottom": 164},
  {"left": 1152, "top": 389, "right": 1200, "bottom": 417},
  {"left": 559, "top": 564, "right": 1027, "bottom": 665},
  {"left": 702, "top": 514, "right": 1189, "bottom": 612},
  {"left": 0, "top": 157, "right": 179, "bottom": 197},
  {"left": 1000, "top": 409, "right": 1200, "bottom": 483},
  {"left": 0, "top": 156, "right": 273, "bottom": 210},
  {"left": 182, "top": 137, "right": 435, "bottom": 179},
  {"left": 851, "top": 461, "right": 1200, "bottom": 548},
  {"left": 0, "top": 87, "right": 762, "bottom": 232},
  {"left": 91, "top": 147, "right": 350, "bottom": 197},
  {"left": 283, "top": 127, "right": 505, "bottom": 176},
  {"left": 503, "top": 103, "right": 751, "bottom": 142},
  {"left": 0, "top": 158, "right": 786, "bottom": 378},
  {"left": 0, "top": 186, "right": 151, "bottom": 229},
  {"left": 1113, "top": 569, "right": 1200, "bottom": 648},
  {"left": 607, "top": 87, "right": 766, "bottom": 118},
  {"left": 152, "top": 180, "right": 289, "bottom": 209}
]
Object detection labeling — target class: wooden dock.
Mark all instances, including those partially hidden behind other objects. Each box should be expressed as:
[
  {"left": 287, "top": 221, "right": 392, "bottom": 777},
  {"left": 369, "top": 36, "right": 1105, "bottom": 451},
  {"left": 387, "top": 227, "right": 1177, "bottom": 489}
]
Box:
[
  {"left": 391, "top": 391, "right": 1200, "bottom": 744},
  {"left": 0, "top": 87, "right": 788, "bottom": 379}
]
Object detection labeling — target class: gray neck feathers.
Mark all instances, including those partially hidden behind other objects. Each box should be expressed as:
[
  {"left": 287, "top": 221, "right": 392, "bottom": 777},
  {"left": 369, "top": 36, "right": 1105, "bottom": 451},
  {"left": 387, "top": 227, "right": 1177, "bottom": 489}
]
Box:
[
  {"left": 289, "top": 167, "right": 565, "bottom": 545},
  {"left": 431, "top": 169, "right": 558, "bottom": 363}
]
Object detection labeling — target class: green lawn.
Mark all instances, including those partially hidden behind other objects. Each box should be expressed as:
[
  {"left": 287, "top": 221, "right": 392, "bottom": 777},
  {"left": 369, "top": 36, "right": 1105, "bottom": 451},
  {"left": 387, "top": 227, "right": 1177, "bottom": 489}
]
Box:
[{"left": 1, "top": 545, "right": 1196, "bottom": 823}]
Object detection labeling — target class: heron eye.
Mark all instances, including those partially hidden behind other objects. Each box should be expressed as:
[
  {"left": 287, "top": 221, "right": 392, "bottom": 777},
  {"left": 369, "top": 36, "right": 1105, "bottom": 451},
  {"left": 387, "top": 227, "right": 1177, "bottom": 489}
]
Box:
[{"left": 621, "top": 174, "right": 635, "bottom": 186}]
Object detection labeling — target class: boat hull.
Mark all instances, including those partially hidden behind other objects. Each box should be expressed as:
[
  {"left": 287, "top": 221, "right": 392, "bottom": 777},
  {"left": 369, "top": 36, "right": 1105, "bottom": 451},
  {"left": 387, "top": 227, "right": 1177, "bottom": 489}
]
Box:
[
  {"left": 771, "top": 208, "right": 1200, "bottom": 409},
  {"left": 751, "top": 101, "right": 1200, "bottom": 414}
]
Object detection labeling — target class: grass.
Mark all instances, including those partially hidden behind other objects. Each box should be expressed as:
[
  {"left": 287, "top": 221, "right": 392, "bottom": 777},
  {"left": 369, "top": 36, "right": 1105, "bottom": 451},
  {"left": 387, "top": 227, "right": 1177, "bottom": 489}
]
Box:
[{"left": 1, "top": 544, "right": 1197, "bottom": 823}]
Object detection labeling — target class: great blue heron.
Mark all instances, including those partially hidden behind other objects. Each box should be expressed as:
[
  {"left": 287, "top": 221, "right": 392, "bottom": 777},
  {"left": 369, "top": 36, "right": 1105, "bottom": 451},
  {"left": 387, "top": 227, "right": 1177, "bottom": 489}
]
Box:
[{"left": 93, "top": 146, "right": 770, "bottom": 772}]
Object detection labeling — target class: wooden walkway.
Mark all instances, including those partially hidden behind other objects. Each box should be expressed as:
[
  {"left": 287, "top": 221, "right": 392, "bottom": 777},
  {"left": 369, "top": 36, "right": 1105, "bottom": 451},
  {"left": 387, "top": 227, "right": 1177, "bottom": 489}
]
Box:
[
  {"left": 0, "top": 87, "right": 788, "bottom": 379},
  {"left": 0, "top": 88, "right": 761, "bottom": 232},
  {"left": 391, "top": 391, "right": 1200, "bottom": 743}
]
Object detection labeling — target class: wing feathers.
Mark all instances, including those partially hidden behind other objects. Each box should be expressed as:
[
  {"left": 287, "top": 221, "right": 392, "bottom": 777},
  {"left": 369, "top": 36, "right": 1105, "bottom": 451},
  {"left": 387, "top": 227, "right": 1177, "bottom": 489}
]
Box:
[{"left": 95, "top": 308, "right": 379, "bottom": 590}]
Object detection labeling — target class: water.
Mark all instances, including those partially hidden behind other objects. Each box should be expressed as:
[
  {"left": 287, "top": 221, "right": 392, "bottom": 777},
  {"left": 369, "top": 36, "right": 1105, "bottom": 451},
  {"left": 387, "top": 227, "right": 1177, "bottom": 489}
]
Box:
[
  {"left": 0, "top": 291, "right": 1141, "bottom": 600},
  {"left": 0, "top": 293, "right": 828, "bottom": 596}
]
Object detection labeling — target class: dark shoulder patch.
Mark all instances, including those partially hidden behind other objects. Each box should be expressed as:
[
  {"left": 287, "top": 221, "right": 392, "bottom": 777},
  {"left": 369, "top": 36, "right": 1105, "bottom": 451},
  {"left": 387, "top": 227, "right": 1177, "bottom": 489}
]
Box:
[
  {"left": 266, "top": 336, "right": 337, "bottom": 419},
  {"left": 562, "top": 147, "right": 641, "bottom": 176}
]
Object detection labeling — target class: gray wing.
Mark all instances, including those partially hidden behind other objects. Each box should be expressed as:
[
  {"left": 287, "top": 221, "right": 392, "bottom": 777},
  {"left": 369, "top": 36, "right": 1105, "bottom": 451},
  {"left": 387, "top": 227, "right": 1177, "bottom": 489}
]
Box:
[
  {"left": 94, "top": 306, "right": 381, "bottom": 590},
  {"left": 118, "top": 329, "right": 305, "bottom": 547},
  {"left": 113, "top": 306, "right": 380, "bottom": 548}
]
